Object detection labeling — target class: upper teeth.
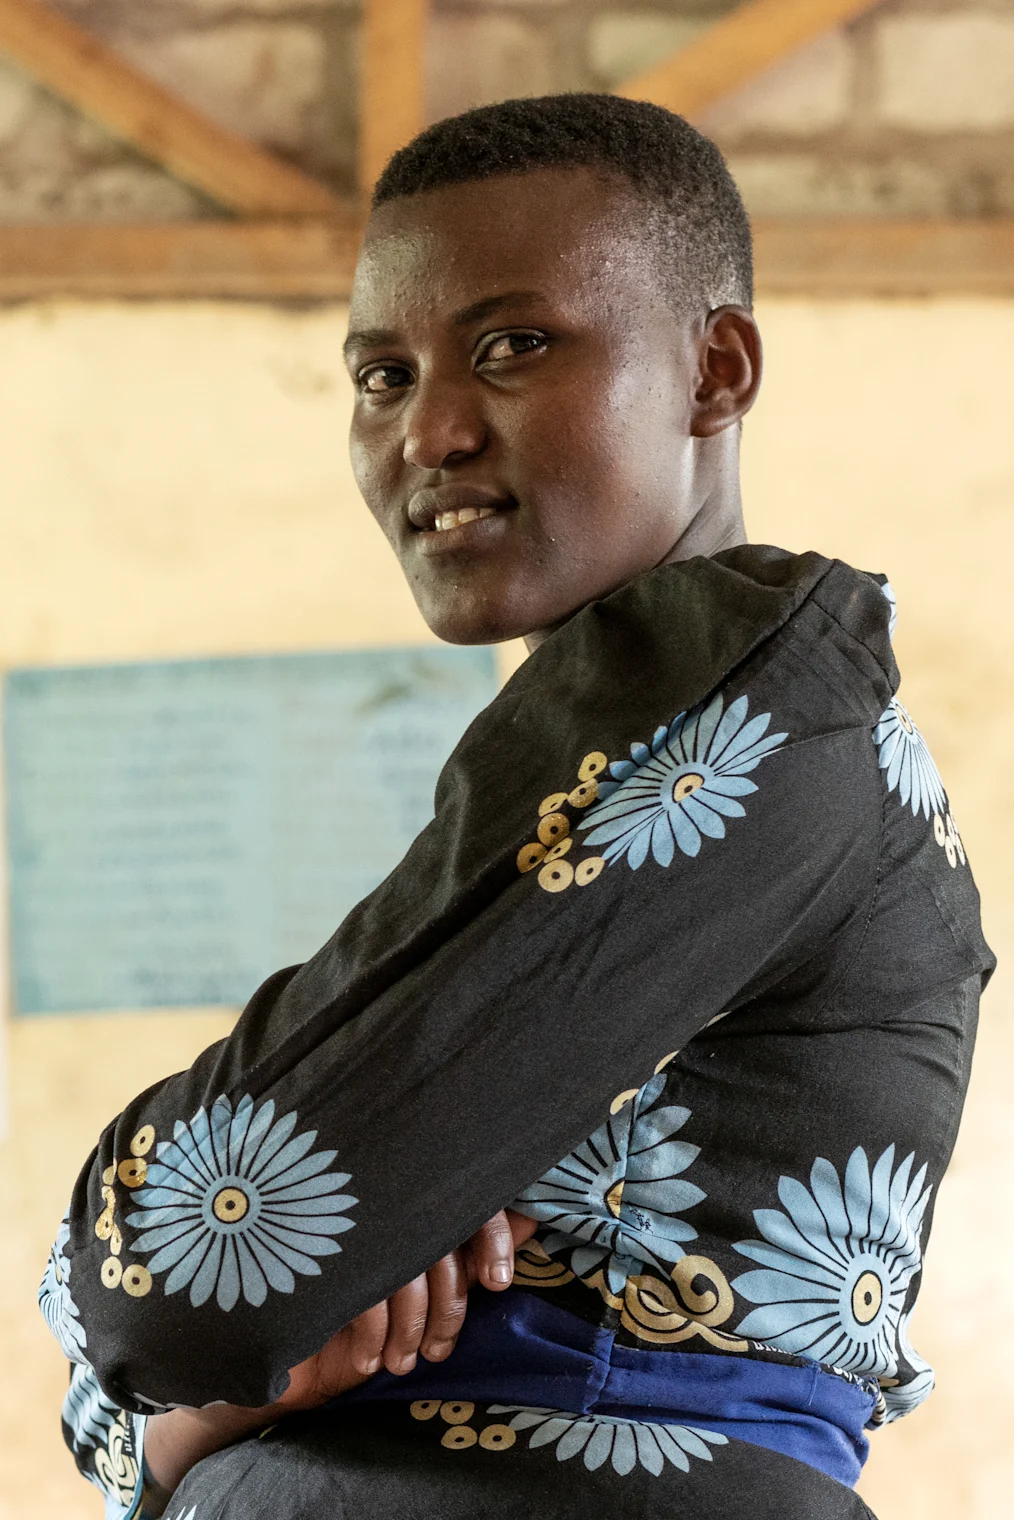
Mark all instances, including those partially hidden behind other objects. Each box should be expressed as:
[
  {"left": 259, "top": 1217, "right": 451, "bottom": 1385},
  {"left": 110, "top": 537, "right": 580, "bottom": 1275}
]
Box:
[{"left": 434, "top": 506, "right": 498, "bottom": 531}]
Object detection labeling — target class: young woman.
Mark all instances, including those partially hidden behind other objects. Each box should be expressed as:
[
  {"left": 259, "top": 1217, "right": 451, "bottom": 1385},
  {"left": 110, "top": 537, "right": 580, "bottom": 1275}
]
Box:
[{"left": 42, "top": 96, "right": 992, "bottom": 1520}]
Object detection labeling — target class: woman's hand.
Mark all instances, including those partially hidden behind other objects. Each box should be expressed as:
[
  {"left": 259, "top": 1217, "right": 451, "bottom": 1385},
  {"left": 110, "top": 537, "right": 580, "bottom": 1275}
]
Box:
[
  {"left": 278, "top": 1206, "right": 538, "bottom": 1402},
  {"left": 142, "top": 1209, "right": 537, "bottom": 1504}
]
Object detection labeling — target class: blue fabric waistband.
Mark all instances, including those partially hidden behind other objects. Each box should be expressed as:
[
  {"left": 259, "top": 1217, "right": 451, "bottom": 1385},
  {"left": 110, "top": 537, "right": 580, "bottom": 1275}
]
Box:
[{"left": 335, "top": 1287, "right": 876, "bottom": 1488}]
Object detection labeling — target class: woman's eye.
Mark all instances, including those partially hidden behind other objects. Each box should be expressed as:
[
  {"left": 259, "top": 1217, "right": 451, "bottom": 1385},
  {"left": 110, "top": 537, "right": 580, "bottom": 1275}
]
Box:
[
  {"left": 480, "top": 332, "right": 545, "bottom": 364},
  {"left": 359, "top": 365, "right": 412, "bottom": 394}
]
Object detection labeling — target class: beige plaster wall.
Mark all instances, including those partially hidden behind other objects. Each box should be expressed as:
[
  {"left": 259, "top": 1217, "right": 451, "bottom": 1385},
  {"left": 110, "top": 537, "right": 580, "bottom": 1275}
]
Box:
[{"left": 0, "top": 298, "right": 1010, "bottom": 1518}]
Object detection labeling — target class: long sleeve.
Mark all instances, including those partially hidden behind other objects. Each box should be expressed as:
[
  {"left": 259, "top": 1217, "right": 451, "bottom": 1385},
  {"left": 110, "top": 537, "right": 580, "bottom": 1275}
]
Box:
[{"left": 56, "top": 548, "right": 898, "bottom": 1413}]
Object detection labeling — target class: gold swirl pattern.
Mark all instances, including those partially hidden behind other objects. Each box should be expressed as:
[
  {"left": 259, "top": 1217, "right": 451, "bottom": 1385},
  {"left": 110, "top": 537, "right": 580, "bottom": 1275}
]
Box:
[
  {"left": 92, "top": 1410, "right": 139, "bottom": 1507},
  {"left": 510, "top": 1238, "right": 575, "bottom": 1289},
  {"left": 586, "top": 1256, "right": 748, "bottom": 1350}
]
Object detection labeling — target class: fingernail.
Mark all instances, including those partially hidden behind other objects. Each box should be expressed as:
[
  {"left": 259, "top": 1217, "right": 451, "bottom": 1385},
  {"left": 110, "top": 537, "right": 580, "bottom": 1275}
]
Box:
[
  {"left": 422, "top": 1339, "right": 454, "bottom": 1362},
  {"left": 359, "top": 1356, "right": 382, "bottom": 1375},
  {"left": 490, "top": 1262, "right": 512, "bottom": 1285},
  {"left": 394, "top": 1354, "right": 417, "bottom": 1375}
]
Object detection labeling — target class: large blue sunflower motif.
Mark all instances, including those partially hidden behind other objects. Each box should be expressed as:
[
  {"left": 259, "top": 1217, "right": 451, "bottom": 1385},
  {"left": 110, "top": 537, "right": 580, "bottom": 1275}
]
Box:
[
  {"left": 126, "top": 1093, "right": 357, "bottom": 1311},
  {"left": 512, "top": 1073, "right": 705, "bottom": 1294},
  {"left": 486, "top": 1406, "right": 727, "bottom": 1476},
  {"left": 731, "top": 1145, "right": 932, "bottom": 1378},
  {"left": 39, "top": 1216, "right": 87, "bottom": 1363},
  {"left": 578, "top": 693, "right": 788, "bottom": 869},
  {"left": 873, "top": 700, "right": 947, "bottom": 823}
]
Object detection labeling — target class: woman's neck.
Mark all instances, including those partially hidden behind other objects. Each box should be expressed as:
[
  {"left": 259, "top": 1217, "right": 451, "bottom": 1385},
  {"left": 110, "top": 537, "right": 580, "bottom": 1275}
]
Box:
[{"left": 523, "top": 438, "right": 747, "bottom": 654}]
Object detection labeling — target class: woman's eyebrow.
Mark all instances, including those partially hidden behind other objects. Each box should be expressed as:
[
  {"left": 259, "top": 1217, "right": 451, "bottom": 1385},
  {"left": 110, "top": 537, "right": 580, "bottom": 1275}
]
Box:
[
  {"left": 343, "top": 327, "right": 400, "bottom": 359},
  {"left": 343, "top": 291, "right": 547, "bottom": 359},
  {"left": 450, "top": 290, "right": 545, "bottom": 327}
]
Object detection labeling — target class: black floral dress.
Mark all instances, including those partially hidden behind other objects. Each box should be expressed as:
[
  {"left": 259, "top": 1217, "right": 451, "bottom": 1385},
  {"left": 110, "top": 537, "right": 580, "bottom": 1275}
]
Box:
[{"left": 40, "top": 547, "right": 992, "bottom": 1519}]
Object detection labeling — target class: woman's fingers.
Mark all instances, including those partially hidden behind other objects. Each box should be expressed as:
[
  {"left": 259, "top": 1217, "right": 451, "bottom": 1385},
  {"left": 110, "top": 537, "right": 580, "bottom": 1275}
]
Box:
[
  {"left": 507, "top": 1207, "right": 539, "bottom": 1249},
  {"left": 382, "top": 1272, "right": 431, "bottom": 1376},
  {"left": 420, "top": 1249, "right": 468, "bottom": 1362},
  {"left": 467, "top": 1209, "right": 517, "bottom": 1291},
  {"left": 349, "top": 1214, "right": 541, "bottom": 1387},
  {"left": 345, "top": 1300, "right": 389, "bottom": 1379}
]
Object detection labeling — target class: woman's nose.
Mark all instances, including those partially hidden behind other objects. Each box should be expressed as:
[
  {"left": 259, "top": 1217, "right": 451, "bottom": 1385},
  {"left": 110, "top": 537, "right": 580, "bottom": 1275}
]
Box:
[{"left": 402, "top": 378, "right": 487, "bottom": 470}]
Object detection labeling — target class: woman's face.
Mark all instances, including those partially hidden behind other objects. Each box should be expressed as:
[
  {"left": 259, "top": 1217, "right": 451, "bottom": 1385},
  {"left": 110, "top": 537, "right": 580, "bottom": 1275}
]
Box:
[{"left": 345, "top": 167, "right": 746, "bottom": 646}]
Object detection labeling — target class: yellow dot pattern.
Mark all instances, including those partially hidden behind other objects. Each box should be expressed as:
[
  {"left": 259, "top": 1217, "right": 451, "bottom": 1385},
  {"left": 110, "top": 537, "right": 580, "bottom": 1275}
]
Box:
[
  {"left": 517, "top": 841, "right": 546, "bottom": 873},
  {"left": 130, "top": 1126, "right": 155, "bottom": 1158},
  {"left": 95, "top": 1125, "right": 159, "bottom": 1298},
  {"left": 478, "top": 1424, "right": 516, "bottom": 1450},
  {"left": 122, "top": 1264, "right": 152, "bottom": 1298},
  {"left": 575, "top": 856, "right": 605, "bottom": 886},
  {"left": 410, "top": 1400, "right": 441, "bottom": 1421},
  {"left": 441, "top": 1426, "right": 477, "bottom": 1449},
  {"left": 537, "top": 812, "right": 569, "bottom": 847},
  {"left": 538, "top": 860, "right": 573, "bottom": 893},
  {"left": 518, "top": 749, "right": 614, "bottom": 895},
  {"left": 439, "top": 1402, "right": 474, "bottom": 1426},
  {"left": 118, "top": 1158, "right": 147, "bottom": 1188}
]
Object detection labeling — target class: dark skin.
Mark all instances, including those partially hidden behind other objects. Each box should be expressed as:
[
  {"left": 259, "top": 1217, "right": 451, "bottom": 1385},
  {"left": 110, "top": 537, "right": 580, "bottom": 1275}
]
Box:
[
  {"left": 144, "top": 165, "right": 762, "bottom": 1503},
  {"left": 346, "top": 166, "right": 761, "bottom": 650}
]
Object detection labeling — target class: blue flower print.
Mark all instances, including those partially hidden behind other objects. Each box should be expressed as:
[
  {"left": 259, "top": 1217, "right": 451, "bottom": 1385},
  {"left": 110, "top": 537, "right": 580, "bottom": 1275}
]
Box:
[
  {"left": 731, "top": 1145, "right": 931, "bottom": 1378},
  {"left": 578, "top": 693, "right": 787, "bottom": 869},
  {"left": 873, "top": 699, "right": 946, "bottom": 822},
  {"left": 879, "top": 1311, "right": 934, "bottom": 1424},
  {"left": 512, "top": 1073, "right": 705, "bottom": 1295},
  {"left": 487, "top": 1406, "right": 727, "bottom": 1476},
  {"left": 62, "top": 1361, "right": 119, "bottom": 1453},
  {"left": 880, "top": 581, "right": 897, "bottom": 639},
  {"left": 39, "top": 1215, "right": 87, "bottom": 1363},
  {"left": 126, "top": 1093, "right": 357, "bottom": 1311},
  {"left": 61, "top": 1363, "right": 142, "bottom": 1512}
]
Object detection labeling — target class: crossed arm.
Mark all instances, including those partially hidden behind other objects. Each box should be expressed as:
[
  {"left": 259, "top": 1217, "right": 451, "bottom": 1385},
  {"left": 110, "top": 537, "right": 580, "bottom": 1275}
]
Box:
[{"left": 142, "top": 1208, "right": 536, "bottom": 1504}]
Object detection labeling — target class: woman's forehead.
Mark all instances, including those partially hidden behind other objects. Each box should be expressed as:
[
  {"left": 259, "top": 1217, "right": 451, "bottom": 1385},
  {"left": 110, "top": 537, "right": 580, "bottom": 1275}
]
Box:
[{"left": 349, "top": 172, "right": 660, "bottom": 333}]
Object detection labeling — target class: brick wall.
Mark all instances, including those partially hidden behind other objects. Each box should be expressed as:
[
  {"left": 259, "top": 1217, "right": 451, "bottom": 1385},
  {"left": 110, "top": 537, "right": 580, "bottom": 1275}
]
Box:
[
  {"left": 0, "top": 0, "right": 361, "bottom": 220},
  {"left": 1, "top": 0, "right": 1012, "bottom": 222},
  {"left": 431, "top": 0, "right": 1014, "bottom": 218}
]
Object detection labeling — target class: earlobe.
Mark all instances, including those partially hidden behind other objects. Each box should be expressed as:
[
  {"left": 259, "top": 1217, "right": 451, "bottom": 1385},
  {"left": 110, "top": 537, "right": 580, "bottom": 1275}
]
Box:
[{"left": 690, "top": 306, "right": 763, "bottom": 439}]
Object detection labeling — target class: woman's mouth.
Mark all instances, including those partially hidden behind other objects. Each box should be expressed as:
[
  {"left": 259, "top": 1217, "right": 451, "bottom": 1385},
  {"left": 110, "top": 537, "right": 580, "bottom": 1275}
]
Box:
[
  {"left": 408, "top": 485, "right": 516, "bottom": 530},
  {"left": 407, "top": 487, "right": 517, "bottom": 552},
  {"left": 433, "top": 505, "right": 500, "bottom": 532}
]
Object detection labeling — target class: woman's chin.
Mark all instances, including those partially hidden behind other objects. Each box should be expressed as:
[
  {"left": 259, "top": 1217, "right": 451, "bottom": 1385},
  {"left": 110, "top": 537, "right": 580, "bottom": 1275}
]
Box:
[{"left": 418, "top": 592, "right": 541, "bottom": 649}]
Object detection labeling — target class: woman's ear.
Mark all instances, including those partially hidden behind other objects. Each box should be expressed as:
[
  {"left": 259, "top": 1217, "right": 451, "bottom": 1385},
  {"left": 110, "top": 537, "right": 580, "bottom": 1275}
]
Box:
[{"left": 690, "top": 306, "right": 763, "bottom": 439}]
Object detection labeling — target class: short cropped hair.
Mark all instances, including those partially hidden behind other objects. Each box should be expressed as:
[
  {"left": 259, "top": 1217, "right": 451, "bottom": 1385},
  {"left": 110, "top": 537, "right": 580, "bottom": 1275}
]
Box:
[{"left": 373, "top": 94, "right": 753, "bottom": 311}]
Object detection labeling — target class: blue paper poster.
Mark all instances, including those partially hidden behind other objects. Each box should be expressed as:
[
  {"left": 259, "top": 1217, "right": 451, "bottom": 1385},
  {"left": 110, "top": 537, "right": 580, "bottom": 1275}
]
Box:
[{"left": 3, "top": 646, "right": 498, "bottom": 1014}]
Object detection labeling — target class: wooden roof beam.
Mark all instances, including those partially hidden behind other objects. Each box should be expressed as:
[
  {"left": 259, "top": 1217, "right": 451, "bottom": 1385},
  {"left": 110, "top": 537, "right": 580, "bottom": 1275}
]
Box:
[
  {"left": 0, "top": 0, "right": 341, "bottom": 216},
  {"left": 0, "top": 220, "right": 360, "bottom": 299},
  {"left": 2, "top": 219, "right": 1012, "bottom": 302},
  {"left": 359, "top": 0, "right": 428, "bottom": 195},
  {"left": 615, "top": 0, "right": 879, "bottom": 117}
]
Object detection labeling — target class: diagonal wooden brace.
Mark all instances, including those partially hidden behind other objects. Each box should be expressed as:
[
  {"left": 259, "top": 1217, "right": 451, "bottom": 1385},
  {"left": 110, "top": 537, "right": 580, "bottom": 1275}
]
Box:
[
  {"left": 0, "top": 0, "right": 341, "bottom": 216},
  {"left": 615, "top": 0, "right": 879, "bottom": 117}
]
